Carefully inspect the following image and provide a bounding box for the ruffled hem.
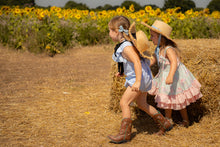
[148,79,203,110]
[156,92,202,110]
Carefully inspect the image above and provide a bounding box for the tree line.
[0,0,219,12]
[0,0,34,7]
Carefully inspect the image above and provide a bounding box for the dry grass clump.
[109,39,220,124]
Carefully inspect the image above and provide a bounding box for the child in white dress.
[142,20,203,127]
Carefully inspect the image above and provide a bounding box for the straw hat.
[141,20,174,43]
[125,22,152,59]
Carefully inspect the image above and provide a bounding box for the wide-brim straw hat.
[124,22,152,59]
[141,20,175,43]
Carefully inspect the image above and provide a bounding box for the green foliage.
[95,1,150,11]
[121,0,142,11]
[144,4,159,9]
[0,0,34,6]
[138,17,220,40]
[76,16,111,45]
[163,0,195,12]
[64,1,89,10]
[1,13,219,56]
[75,21,109,45]
[167,17,220,39]
[0,18,10,45]
[0,12,111,56]
[0,6,219,56]
[102,4,115,10]
[96,4,118,11]
[207,0,220,12]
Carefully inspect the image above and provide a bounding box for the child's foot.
[178,120,189,128]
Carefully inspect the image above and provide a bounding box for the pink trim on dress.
[149,79,202,110]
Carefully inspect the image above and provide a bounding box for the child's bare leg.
[136,92,158,117]
[165,109,173,125]
[108,86,138,143]
[165,109,172,119]
[180,108,189,122]
[120,86,140,118]
[136,93,173,135]
[179,108,189,127]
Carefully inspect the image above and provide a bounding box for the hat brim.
[139,50,152,59]
[141,21,175,44]
[129,22,153,59]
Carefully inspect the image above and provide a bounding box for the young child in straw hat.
[107,16,173,144]
[141,20,203,128]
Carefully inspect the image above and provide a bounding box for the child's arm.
[166,47,178,84]
[123,46,142,91]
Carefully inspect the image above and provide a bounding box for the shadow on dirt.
[132,95,208,135]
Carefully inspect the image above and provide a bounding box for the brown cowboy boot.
[108,118,132,144]
[153,112,173,135]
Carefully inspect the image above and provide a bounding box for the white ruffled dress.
[148,46,203,110]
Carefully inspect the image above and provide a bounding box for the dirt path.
[0,41,219,146]
[0,45,118,146]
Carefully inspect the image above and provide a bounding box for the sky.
[35,0,212,8]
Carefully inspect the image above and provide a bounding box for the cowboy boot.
[152,112,173,135]
[108,118,132,144]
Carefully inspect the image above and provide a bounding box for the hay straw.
[109,39,220,123]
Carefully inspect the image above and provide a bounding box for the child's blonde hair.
[108,16,131,39]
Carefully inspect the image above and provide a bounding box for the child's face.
[108,26,119,42]
[150,30,159,45]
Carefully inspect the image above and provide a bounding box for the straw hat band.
[152,25,171,37]
[141,20,176,46]
[141,20,172,38]
[151,20,172,37]
[152,25,161,31]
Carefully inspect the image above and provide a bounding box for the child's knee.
[120,98,133,109]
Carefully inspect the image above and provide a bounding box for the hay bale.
[109,39,220,123]
[109,62,126,112]
[180,42,220,115]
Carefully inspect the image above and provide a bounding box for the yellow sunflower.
[145,6,152,13]
[75,13,81,20]
[129,4,135,12]
[116,7,123,14]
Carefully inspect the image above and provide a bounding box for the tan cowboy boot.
[108,118,132,144]
[153,112,173,135]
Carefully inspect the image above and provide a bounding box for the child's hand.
[131,82,140,92]
[115,72,124,77]
[166,75,173,84]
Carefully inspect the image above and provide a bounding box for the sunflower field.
[0,5,219,56]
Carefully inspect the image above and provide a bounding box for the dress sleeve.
[112,41,132,63]
[164,46,173,57]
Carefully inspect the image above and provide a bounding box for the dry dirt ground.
[0,40,219,147]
